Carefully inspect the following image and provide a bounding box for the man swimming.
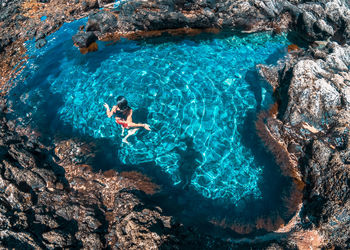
[104,96,151,144]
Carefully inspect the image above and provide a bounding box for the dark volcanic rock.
[295,0,350,43]
[73,0,350,45]
[0,116,102,247]
[0,117,104,248]
[81,0,99,12]
[259,42,350,249]
[72,31,98,48]
[98,0,115,5]
[35,38,47,49]
[86,11,118,35]
[0,36,13,53]
[301,114,350,248]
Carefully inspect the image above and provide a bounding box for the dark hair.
[117,96,131,115]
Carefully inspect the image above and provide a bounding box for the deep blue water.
[9,19,292,233]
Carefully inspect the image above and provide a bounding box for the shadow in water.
[110,132,291,239]
[264,46,286,65]
[286,31,311,49]
[69,39,143,74]
[174,136,202,189]
[240,110,291,216]
[243,64,293,216]
[245,69,262,112]
[132,107,149,124]
[8,85,68,145]
[137,28,278,47]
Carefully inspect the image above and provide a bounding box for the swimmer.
[104,96,151,144]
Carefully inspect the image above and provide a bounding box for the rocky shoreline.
[258,41,350,248]
[0,100,297,249]
[1,0,350,249]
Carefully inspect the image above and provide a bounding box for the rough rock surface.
[0,105,194,248]
[0,0,101,86]
[287,44,350,249]
[70,0,350,48]
[86,11,118,35]
[258,42,350,248]
[0,97,181,248]
[72,31,97,48]
[0,116,106,248]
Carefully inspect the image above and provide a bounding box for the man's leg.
[122,128,139,144]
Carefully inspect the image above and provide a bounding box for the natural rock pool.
[9,18,293,233]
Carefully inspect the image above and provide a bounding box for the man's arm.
[104,103,117,118]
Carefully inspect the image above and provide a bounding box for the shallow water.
[9,19,291,230]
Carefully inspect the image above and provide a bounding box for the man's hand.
[143,124,151,131]
[105,103,113,118]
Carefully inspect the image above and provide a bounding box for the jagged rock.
[42,230,75,247]
[35,38,47,49]
[72,31,97,48]
[283,43,350,128]
[0,36,13,53]
[0,231,42,249]
[35,32,45,41]
[296,0,350,43]
[98,0,115,4]
[86,11,118,35]
[314,19,334,36]
[302,117,350,248]
[259,42,350,249]
[0,114,108,248]
[66,0,350,46]
[81,0,99,11]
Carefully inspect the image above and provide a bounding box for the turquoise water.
[10,19,289,205]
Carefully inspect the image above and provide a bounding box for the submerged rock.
[72,31,98,48]
[35,38,47,49]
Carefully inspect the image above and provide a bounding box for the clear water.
[10,19,289,206]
